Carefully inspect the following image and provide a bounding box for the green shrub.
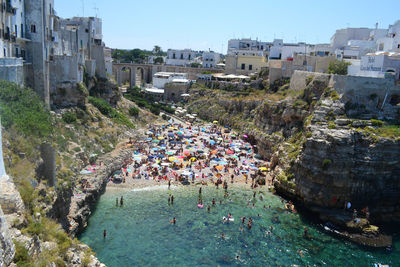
[328,60,351,75]
[150,106,160,115]
[322,159,332,169]
[328,121,336,129]
[0,80,52,138]
[13,240,32,266]
[89,97,134,128]
[88,96,113,116]
[62,112,77,124]
[370,119,384,126]
[129,107,139,117]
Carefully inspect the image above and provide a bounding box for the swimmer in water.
[221,233,225,239]
[103,229,107,239]
[170,217,176,224]
[207,205,211,212]
[212,198,216,206]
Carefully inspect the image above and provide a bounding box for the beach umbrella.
[169,157,177,162]
[209,140,216,145]
[152,164,160,168]
[213,121,218,124]
[215,165,224,171]
[197,150,204,154]
[190,157,197,162]
[166,151,175,155]
[158,136,165,140]
[210,150,218,154]
[231,134,236,137]
[226,150,234,154]
[183,151,191,156]
[259,167,268,171]
[219,161,228,165]
[243,134,248,138]
[231,155,239,159]
[168,133,175,137]
[161,163,170,166]
[152,139,160,143]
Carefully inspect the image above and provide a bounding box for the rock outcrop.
[188,71,400,230]
[66,147,134,237]
[0,205,15,267]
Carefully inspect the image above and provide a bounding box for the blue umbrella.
[209,140,216,144]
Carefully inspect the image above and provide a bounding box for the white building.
[348,52,400,79]
[166,49,196,66]
[375,20,400,53]
[330,28,373,50]
[202,51,220,68]
[153,72,187,88]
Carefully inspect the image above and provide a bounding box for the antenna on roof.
[93,4,99,18]
[81,0,85,17]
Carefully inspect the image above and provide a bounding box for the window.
[398,44,400,49]
[188,54,191,60]
[85,29,89,33]
[180,54,183,59]
[249,64,253,71]
[31,24,36,33]
[241,63,245,70]
[378,43,384,51]
[14,25,17,36]
[172,53,176,59]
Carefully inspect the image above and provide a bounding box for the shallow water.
[79,186,399,266]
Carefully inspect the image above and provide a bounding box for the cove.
[79,186,399,266]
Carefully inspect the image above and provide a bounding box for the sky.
[55,0,400,53]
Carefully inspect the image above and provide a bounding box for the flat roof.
[145,88,164,94]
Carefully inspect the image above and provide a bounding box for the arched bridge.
[113,63,224,88]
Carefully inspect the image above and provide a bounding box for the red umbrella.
[226,150,234,154]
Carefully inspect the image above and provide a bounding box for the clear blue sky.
[55,0,400,52]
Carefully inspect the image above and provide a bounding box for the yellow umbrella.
[259,167,268,171]
[169,157,177,162]
[158,136,165,140]
[213,121,218,124]
[190,157,197,162]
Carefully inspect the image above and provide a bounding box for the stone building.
[166,49,196,66]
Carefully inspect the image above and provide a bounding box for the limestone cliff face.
[291,99,400,224]
[0,206,15,267]
[188,72,400,224]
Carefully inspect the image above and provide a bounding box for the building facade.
[202,51,220,68]
[166,49,196,66]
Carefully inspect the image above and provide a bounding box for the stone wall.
[0,205,15,267]
[49,55,81,94]
[0,58,24,86]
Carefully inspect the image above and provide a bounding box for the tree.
[154,57,164,64]
[190,62,202,68]
[153,45,162,56]
[328,60,351,75]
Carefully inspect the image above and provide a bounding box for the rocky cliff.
[0,206,14,267]
[188,72,400,228]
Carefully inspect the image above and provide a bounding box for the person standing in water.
[168,180,171,189]
[116,198,118,207]
[168,195,171,205]
[103,229,107,239]
[120,196,124,206]
[171,195,174,205]
[170,217,176,224]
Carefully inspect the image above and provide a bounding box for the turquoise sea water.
[79,186,399,267]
